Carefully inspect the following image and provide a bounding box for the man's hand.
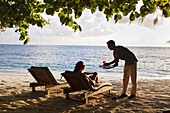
[103,63,110,66]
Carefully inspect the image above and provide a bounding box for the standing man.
[104,40,138,99]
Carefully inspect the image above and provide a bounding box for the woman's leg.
[89,74,99,83]
[95,76,99,83]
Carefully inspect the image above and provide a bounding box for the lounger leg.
[108,89,111,96]
[32,86,36,92]
[84,97,88,104]
[83,93,88,104]
[66,92,70,99]
[45,89,50,95]
[45,86,50,95]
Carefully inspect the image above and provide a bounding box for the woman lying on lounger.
[73,61,100,86]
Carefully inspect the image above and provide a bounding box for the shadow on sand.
[0,89,133,113]
[0,88,169,113]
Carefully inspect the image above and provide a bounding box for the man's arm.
[103,58,119,69]
[84,72,97,75]
[111,58,119,68]
[104,58,118,66]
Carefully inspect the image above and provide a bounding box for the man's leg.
[128,62,137,99]
[122,66,130,95]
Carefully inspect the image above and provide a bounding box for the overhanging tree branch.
[0,0,170,45]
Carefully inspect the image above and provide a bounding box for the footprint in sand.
[1,80,7,83]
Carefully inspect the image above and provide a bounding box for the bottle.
[103,59,106,65]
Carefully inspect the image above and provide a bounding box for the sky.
[1,8,170,47]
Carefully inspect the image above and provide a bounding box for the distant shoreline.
[0,44,170,48]
[0,72,169,80]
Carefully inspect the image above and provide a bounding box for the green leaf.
[130,12,135,21]
[64,17,70,26]
[163,8,169,18]
[44,0,54,3]
[75,0,80,4]
[37,21,43,28]
[68,8,72,14]
[44,0,48,3]
[78,11,82,17]
[99,5,104,11]
[91,8,96,14]
[123,10,129,16]
[135,12,140,18]
[68,21,73,27]
[46,8,54,15]
[79,25,82,32]
[75,12,82,19]
[114,15,118,23]
[117,14,122,20]
[60,8,65,14]
[8,1,13,5]
[75,25,79,30]
[154,17,158,25]
[19,35,25,41]
[72,25,75,29]
[37,1,42,5]
[40,8,44,13]
[60,16,65,25]
[58,13,63,17]
[24,38,30,45]
[140,5,146,13]
[164,3,169,8]
[15,29,19,32]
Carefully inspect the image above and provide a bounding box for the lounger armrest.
[93,83,113,91]
[63,87,75,94]
[30,82,46,87]
[56,79,67,84]
[94,83,112,87]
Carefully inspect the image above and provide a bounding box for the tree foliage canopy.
[0,0,170,45]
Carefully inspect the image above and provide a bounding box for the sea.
[0,44,170,80]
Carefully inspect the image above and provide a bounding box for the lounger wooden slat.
[62,71,113,104]
[28,66,68,95]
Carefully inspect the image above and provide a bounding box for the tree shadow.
[0,89,168,113]
[86,93,169,113]
[0,90,83,113]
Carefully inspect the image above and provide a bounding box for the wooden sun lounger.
[28,66,68,95]
[61,71,113,104]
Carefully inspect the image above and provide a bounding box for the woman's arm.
[84,72,97,75]
[87,77,95,86]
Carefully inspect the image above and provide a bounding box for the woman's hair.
[74,61,84,72]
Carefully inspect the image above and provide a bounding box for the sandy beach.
[0,73,169,113]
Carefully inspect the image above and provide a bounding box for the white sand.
[0,73,170,113]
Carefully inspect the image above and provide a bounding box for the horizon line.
[0,43,170,48]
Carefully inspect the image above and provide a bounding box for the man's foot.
[128,94,136,99]
[117,94,127,99]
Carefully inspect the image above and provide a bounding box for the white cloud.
[0,9,170,47]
